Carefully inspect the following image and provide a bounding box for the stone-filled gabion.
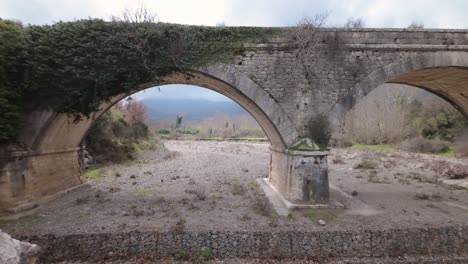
[15,225,468,262]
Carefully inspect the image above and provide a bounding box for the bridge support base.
[269,147,330,204]
[0,149,83,219]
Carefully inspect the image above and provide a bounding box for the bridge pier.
[0,149,83,218]
[269,147,330,204]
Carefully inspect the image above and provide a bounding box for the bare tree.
[215,21,227,27]
[112,2,158,23]
[408,21,424,29]
[343,85,421,144]
[344,17,366,28]
[290,13,330,85]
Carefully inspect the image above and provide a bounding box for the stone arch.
[31,65,299,154]
[334,51,468,119]
[1,66,301,216]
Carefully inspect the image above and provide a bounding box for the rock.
[0,229,40,264]
[81,146,94,169]
[318,219,326,226]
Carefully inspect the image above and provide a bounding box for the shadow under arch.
[333,51,468,119]
[33,67,299,153]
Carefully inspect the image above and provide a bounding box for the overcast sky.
[133,85,230,102]
[2,0,467,101]
[2,0,468,28]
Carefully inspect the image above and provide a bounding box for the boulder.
[0,230,40,264]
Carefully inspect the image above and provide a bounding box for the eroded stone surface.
[0,229,40,264]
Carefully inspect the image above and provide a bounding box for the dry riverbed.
[1,140,468,236]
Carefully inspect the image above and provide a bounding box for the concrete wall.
[18,225,468,262]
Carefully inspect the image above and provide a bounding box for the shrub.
[308,114,331,149]
[157,128,171,134]
[398,136,451,154]
[130,122,149,139]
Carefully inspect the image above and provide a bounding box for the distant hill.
[142,98,246,121]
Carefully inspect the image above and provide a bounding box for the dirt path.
[1,140,467,236]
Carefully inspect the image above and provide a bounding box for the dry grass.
[414,192,443,201]
[355,159,378,170]
[163,151,180,160]
[184,187,207,201]
[445,165,468,180]
[398,137,450,154]
[251,196,273,217]
[231,183,247,195]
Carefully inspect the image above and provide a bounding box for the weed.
[252,196,272,217]
[368,172,383,184]
[94,190,108,203]
[174,250,189,261]
[132,209,145,217]
[354,159,378,170]
[108,187,121,193]
[188,179,197,185]
[114,172,121,177]
[185,188,207,201]
[188,203,200,211]
[431,193,443,201]
[172,218,186,233]
[398,178,411,185]
[240,214,252,221]
[85,168,102,179]
[155,197,167,204]
[231,183,247,196]
[163,152,180,160]
[179,197,190,205]
[247,181,258,190]
[195,248,214,263]
[75,196,90,205]
[414,192,430,200]
[332,157,345,164]
[303,209,337,223]
[132,188,158,195]
[352,143,394,151]
[211,193,221,199]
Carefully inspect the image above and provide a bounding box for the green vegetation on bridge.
[0,18,280,140]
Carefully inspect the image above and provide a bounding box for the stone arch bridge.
[1,28,468,217]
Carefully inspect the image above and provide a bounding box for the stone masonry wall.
[17,225,468,262]
[0,150,83,216]
[234,29,468,137]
